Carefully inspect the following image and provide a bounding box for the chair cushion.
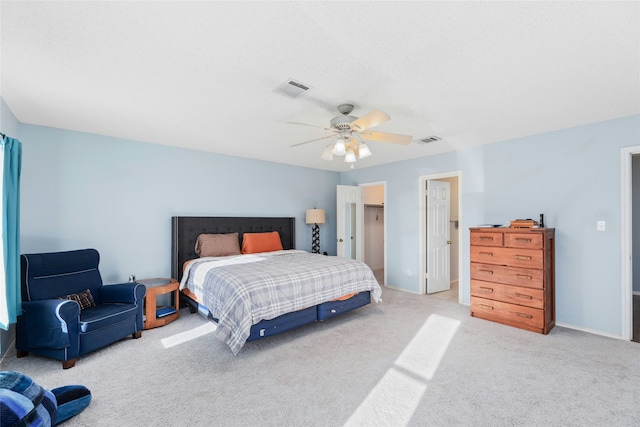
[59,289,96,310]
[79,303,138,333]
[21,249,103,302]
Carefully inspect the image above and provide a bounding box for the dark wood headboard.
[171,216,296,281]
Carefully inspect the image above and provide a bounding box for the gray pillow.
[195,233,241,257]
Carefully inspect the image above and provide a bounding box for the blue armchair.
[16,249,146,369]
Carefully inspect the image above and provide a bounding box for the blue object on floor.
[50,384,92,425]
[0,370,91,426]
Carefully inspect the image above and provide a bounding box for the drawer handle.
[479,286,494,293]
[516,274,532,280]
[479,269,494,275]
[479,304,493,310]
[479,236,494,241]
[479,251,494,257]
[516,312,533,319]
[515,293,533,300]
[514,255,532,260]
[515,238,532,242]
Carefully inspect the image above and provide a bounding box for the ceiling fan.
[289,103,413,165]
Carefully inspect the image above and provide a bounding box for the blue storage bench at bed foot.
[317,291,371,321]
[247,305,317,341]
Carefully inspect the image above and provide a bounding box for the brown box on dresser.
[470,227,555,334]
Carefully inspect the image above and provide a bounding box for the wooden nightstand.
[138,278,180,329]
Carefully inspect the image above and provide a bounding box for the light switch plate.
[597,220,606,231]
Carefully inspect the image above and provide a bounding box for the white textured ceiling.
[1,1,639,172]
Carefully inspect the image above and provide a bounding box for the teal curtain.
[0,134,21,330]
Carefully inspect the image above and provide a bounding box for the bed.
[171,216,382,354]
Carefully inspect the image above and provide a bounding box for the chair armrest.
[18,300,80,349]
[21,299,80,326]
[100,283,146,304]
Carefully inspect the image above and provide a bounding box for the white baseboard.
[554,322,625,340]
[384,284,422,295]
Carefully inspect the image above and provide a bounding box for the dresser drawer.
[470,263,543,289]
[471,296,544,330]
[470,246,543,269]
[470,231,503,247]
[504,232,543,249]
[471,280,544,309]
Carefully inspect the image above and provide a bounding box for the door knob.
[338,238,344,242]
[447,240,452,244]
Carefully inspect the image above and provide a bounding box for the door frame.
[621,145,639,341]
[360,181,387,286]
[419,171,462,297]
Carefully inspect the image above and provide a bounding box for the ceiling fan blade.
[287,121,336,132]
[290,134,335,147]
[359,131,413,145]
[349,110,390,131]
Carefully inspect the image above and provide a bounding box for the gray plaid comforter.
[180,250,382,354]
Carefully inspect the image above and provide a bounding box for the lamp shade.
[305,209,326,224]
[321,144,334,160]
[332,139,346,156]
[358,142,372,159]
[344,149,357,163]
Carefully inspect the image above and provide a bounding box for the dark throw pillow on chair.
[59,289,96,310]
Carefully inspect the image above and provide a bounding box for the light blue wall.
[19,124,340,283]
[341,115,640,337]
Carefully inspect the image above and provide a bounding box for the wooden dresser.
[470,227,555,334]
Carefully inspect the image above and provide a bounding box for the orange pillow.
[241,231,284,254]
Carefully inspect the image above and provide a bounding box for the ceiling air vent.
[275,79,312,98]
[417,135,442,144]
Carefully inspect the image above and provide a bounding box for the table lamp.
[305,209,326,254]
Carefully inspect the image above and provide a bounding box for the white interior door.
[426,180,451,293]
[336,185,364,260]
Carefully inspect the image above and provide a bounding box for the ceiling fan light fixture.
[290,103,411,167]
[321,144,334,160]
[358,142,372,159]
[344,149,357,163]
[333,139,346,156]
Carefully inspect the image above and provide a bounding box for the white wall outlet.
[597,220,606,231]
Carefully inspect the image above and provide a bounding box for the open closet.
[364,184,385,285]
